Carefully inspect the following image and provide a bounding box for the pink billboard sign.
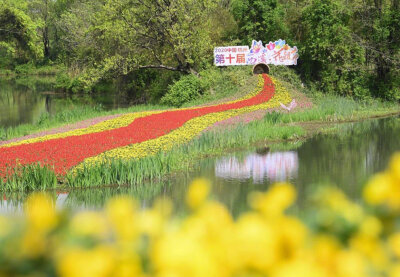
[214,39,298,66]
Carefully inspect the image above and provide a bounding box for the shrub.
[14,62,36,74]
[161,74,204,107]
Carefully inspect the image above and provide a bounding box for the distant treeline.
[0,0,399,101]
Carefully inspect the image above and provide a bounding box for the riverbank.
[0,73,399,191]
[0,64,64,77]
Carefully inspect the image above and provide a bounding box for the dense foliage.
[0,0,399,101]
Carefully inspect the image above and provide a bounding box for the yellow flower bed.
[1,153,400,276]
[73,75,291,171]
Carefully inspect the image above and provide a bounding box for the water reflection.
[0,77,136,128]
[0,192,69,214]
[215,151,298,183]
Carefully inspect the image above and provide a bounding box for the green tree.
[0,1,42,66]
[231,0,289,45]
[27,0,54,58]
[349,0,400,99]
[63,0,233,91]
[371,0,400,99]
[301,0,367,97]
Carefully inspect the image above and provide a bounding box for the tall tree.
[231,0,289,45]
[0,1,42,66]
[301,0,366,96]
[28,0,54,58]
[350,0,400,99]
[64,0,233,91]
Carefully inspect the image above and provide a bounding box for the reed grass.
[0,163,57,192]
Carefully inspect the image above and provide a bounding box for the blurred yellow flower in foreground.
[106,196,138,242]
[57,246,116,277]
[389,152,400,181]
[70,211,109,238]
[24,192,57,232]
[389,233,400,258]
[364,152,400,210]
[249,183,296,217]
[0,152,400,276]
[185,178,211,210]
[364,172,395,205]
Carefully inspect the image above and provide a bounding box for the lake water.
[1,115,399,215]
[0,77,136,128]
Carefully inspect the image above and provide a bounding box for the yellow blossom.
[185,178,211,210]
[359,216,382,238]
[249,183,296,217]
[19,231,46,258]
[138,209,164,237]
[151,230,221,277]
[276,216,307,259]
[106,196,138,242]
[389,233,400,258]
[70,211,109,238]
[24,193,57,232]
[389,152,400,181]
[335,250,366,277]
[350,233,388,269]
[312,235,341,271]
[363,172,394,205]
[272,259,327,277]
[390,264,400,277]
[232,213,280,273]
[57,246,116,277]
[152,198,173,219]
[112,254,143,277]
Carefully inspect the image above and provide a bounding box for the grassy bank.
[0,63,64,76]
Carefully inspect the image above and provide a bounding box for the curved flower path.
[0,74,291,178]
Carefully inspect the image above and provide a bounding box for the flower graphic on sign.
[249,40,264,54]
[266,42,275,51]
[275,39,286,50]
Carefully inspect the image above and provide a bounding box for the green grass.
[13,63,64,76]
[0,163,58,192]
[0,69,14,76]
[264,94,399,124]
[181,66,256,107]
